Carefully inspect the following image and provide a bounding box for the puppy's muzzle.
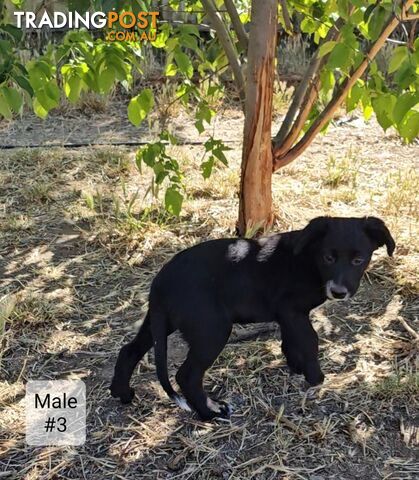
[326,281,350,300]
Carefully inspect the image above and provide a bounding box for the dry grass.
[0,108,418,479]
[323,150,360,189]
[278,35,311,77]
[273,81,295,117]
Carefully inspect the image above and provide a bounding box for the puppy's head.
[294,216,395,300]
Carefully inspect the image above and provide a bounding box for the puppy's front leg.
[279,312,324,386]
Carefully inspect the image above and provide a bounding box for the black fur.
[111,216,395,421]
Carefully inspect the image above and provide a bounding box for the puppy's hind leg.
[176,322,232,421]
[110,312,153,403]
[151,310,180,404]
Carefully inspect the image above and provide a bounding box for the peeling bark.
[237,0,277,236]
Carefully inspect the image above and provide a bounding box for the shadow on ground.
[1,147,417,479]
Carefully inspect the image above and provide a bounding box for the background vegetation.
[0,1,418,478]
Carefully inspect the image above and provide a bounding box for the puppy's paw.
[173,394,192,412]
[110,384,135,404]
[217,400,233,418]
[304,362,325,386]
[207,398,233,419]
[283,348,304,376]
[305,373,325,387]
[287,364,303,376]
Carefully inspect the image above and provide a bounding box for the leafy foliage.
[289,0,419,141]
[0,0,418,214]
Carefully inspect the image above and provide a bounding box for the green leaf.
[2,86,23,113]
[0,89,12,119]
[195,120,205,134]
[165,188,183,216]
[368,6,386,41]
[13,74,34,96]
[201,156,215,179]
[363,4,376,23]
[28,66,48,92]
[178,25,200,37]
[372,94,397,131]
[320,69,335,93]
[363,104,373,121]
[44,80,60,104]
[0,40,12,57]
[154,163,168,185]
[388,47,408,74]
[64,76,83,103]
[346,82,363,112]
[160,130,178,145]
[398,112,419,142]
[174,49,193,79]
[33,78,60,112]
[328,43,353,71]
[318,41,337,58]
[165,37,179,54]
[393,93,419,125]
[0,24,23,44]
[98,67,115,94]
[349,7,364,24]
[393,63,416,89]
[33,97,48,119]
[300,17,317,34]
[337,0,350,19]
[195,103,214,134]
[165,63,178,77]
[142,144,161,166]
[128,88,154,127]
[341,25,358,50]
[36,60,53,78]
[212,147,228,165]
[204,137,230,165]
[180,33,198,51]
[152,24,170,48]
[107,55,129,81]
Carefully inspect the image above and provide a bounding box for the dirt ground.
[0,105,418,479]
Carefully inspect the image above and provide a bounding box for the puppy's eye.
[352,256,364,266]
[324,254,335,264]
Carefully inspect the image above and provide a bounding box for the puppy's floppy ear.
[364,217,395,256]
[293,217,329,255]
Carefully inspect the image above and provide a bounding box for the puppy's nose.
[330,284,348,299]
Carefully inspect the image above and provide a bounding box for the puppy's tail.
[151,311,178,401]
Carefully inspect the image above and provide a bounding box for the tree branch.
[201,0,246,105]
[223,0,249,51]
[272,0,415,171]
[273,17,346,152]
[401,3,419,21]
[408,19,417,49]
[279,0,293,34]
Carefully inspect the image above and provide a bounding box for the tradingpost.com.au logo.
[14,9,159,42]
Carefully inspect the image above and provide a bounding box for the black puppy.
[111,216,395,420]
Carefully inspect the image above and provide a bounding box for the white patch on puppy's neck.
[257,234,281,262]
[228,239,250,263]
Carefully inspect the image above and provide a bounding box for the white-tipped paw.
[173,395,192,412]
[207,398,233,417]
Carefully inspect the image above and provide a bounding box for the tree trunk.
[238,0,277,236]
